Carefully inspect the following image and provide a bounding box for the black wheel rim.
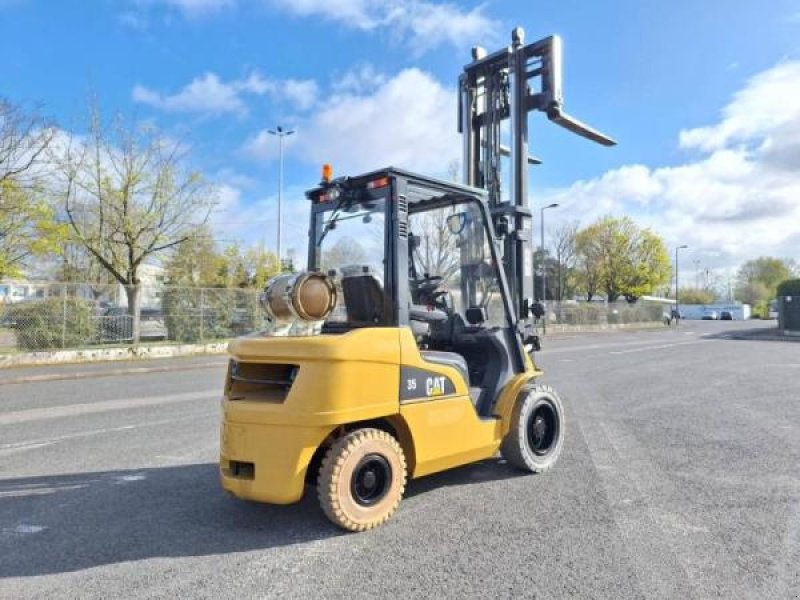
[351,454,392,506]
[527,401,559,456]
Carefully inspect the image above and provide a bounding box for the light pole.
[675,244,688,319]
[694,258,701,289]
[540,203,559,306]
[267,126,294,269]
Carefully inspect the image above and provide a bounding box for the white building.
[115,263,166,309]
[679,303,751,320]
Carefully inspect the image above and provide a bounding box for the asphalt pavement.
[1,320,798,599]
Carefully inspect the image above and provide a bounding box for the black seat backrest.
[341,275,384,324]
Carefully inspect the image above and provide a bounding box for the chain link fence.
[0,282,668,353]
[543,301,667,328]
[0,282,268,353]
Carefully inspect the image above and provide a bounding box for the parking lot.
[1,320,798,599]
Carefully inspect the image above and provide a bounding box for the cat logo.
[426,376,447,397]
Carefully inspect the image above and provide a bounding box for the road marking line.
[0,391,218,426]
[608,340,711,355]
[0,412,216,453]
[0,484,87,498]
[0,360,226,386]
[1,524,47,535]
[544,338,687,354]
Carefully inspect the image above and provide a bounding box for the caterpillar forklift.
[220,27,615,531]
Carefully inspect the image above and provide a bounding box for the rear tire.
[317,428,407,532]
[501,384,565,473]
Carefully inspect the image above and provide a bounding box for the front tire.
[317,428,407,532]
[501,384,565,473]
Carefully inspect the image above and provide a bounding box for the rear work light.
[367,177,390,190]
[319,187,340,203]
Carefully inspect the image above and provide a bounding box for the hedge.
[6,298,95,351]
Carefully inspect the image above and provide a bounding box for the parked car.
[720,311,733,320]
[98,307,167,342]
[701,310,718,320]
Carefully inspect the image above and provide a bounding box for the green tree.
[735,257,794,306]
[52,104,216,342]
[574,216,670,303]
[574,226,604,301]
[0,99,61,279]
[241,246,281,289]
[622,228,671,302]
[678,287,716,305]
[0,180,67,279]
[162,237,278,341]
[165,226,224,287]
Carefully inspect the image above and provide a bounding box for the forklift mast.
[459,27,615,326]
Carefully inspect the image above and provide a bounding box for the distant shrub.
[161,287,264,343]
[7,298,95,351]
[751,300,770,319]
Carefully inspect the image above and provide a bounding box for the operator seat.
[340,266,384,324]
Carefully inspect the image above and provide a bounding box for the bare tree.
[409,207,460,283]
[0,98,54,187]
[549,220,578,302]
[51,105,216,341]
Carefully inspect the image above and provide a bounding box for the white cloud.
[679,61,800,152]
[244,67,460,173]
[133,74,246,115]
[539,60,800,269]
[209,181,311,263]
[270,0,501,54]
[132,72,318,116]
[332,64,387,94]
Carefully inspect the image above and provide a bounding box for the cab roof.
[306,166,489,205]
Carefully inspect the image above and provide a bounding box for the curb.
[0,360,227,386]
[0,341,230,369]
[726,331,800,343]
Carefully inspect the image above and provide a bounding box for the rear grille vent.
[227,361,298,402]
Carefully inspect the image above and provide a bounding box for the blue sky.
[2,0,800,274]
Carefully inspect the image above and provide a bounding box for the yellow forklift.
[220,28,614,531]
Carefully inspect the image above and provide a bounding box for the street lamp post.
[539,203,559,306]
[675,244,688,320]
[267,126,295,269]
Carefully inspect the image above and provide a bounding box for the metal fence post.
[61,284,68,349]
[200,287,205,343]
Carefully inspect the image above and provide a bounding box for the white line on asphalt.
[607,340,711,355]
[0,412,216,454]
[0,360,226,386]
[0,390,219,426]
[543,338,684,354]
[1,524,47,536]
[0,484,88,498]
